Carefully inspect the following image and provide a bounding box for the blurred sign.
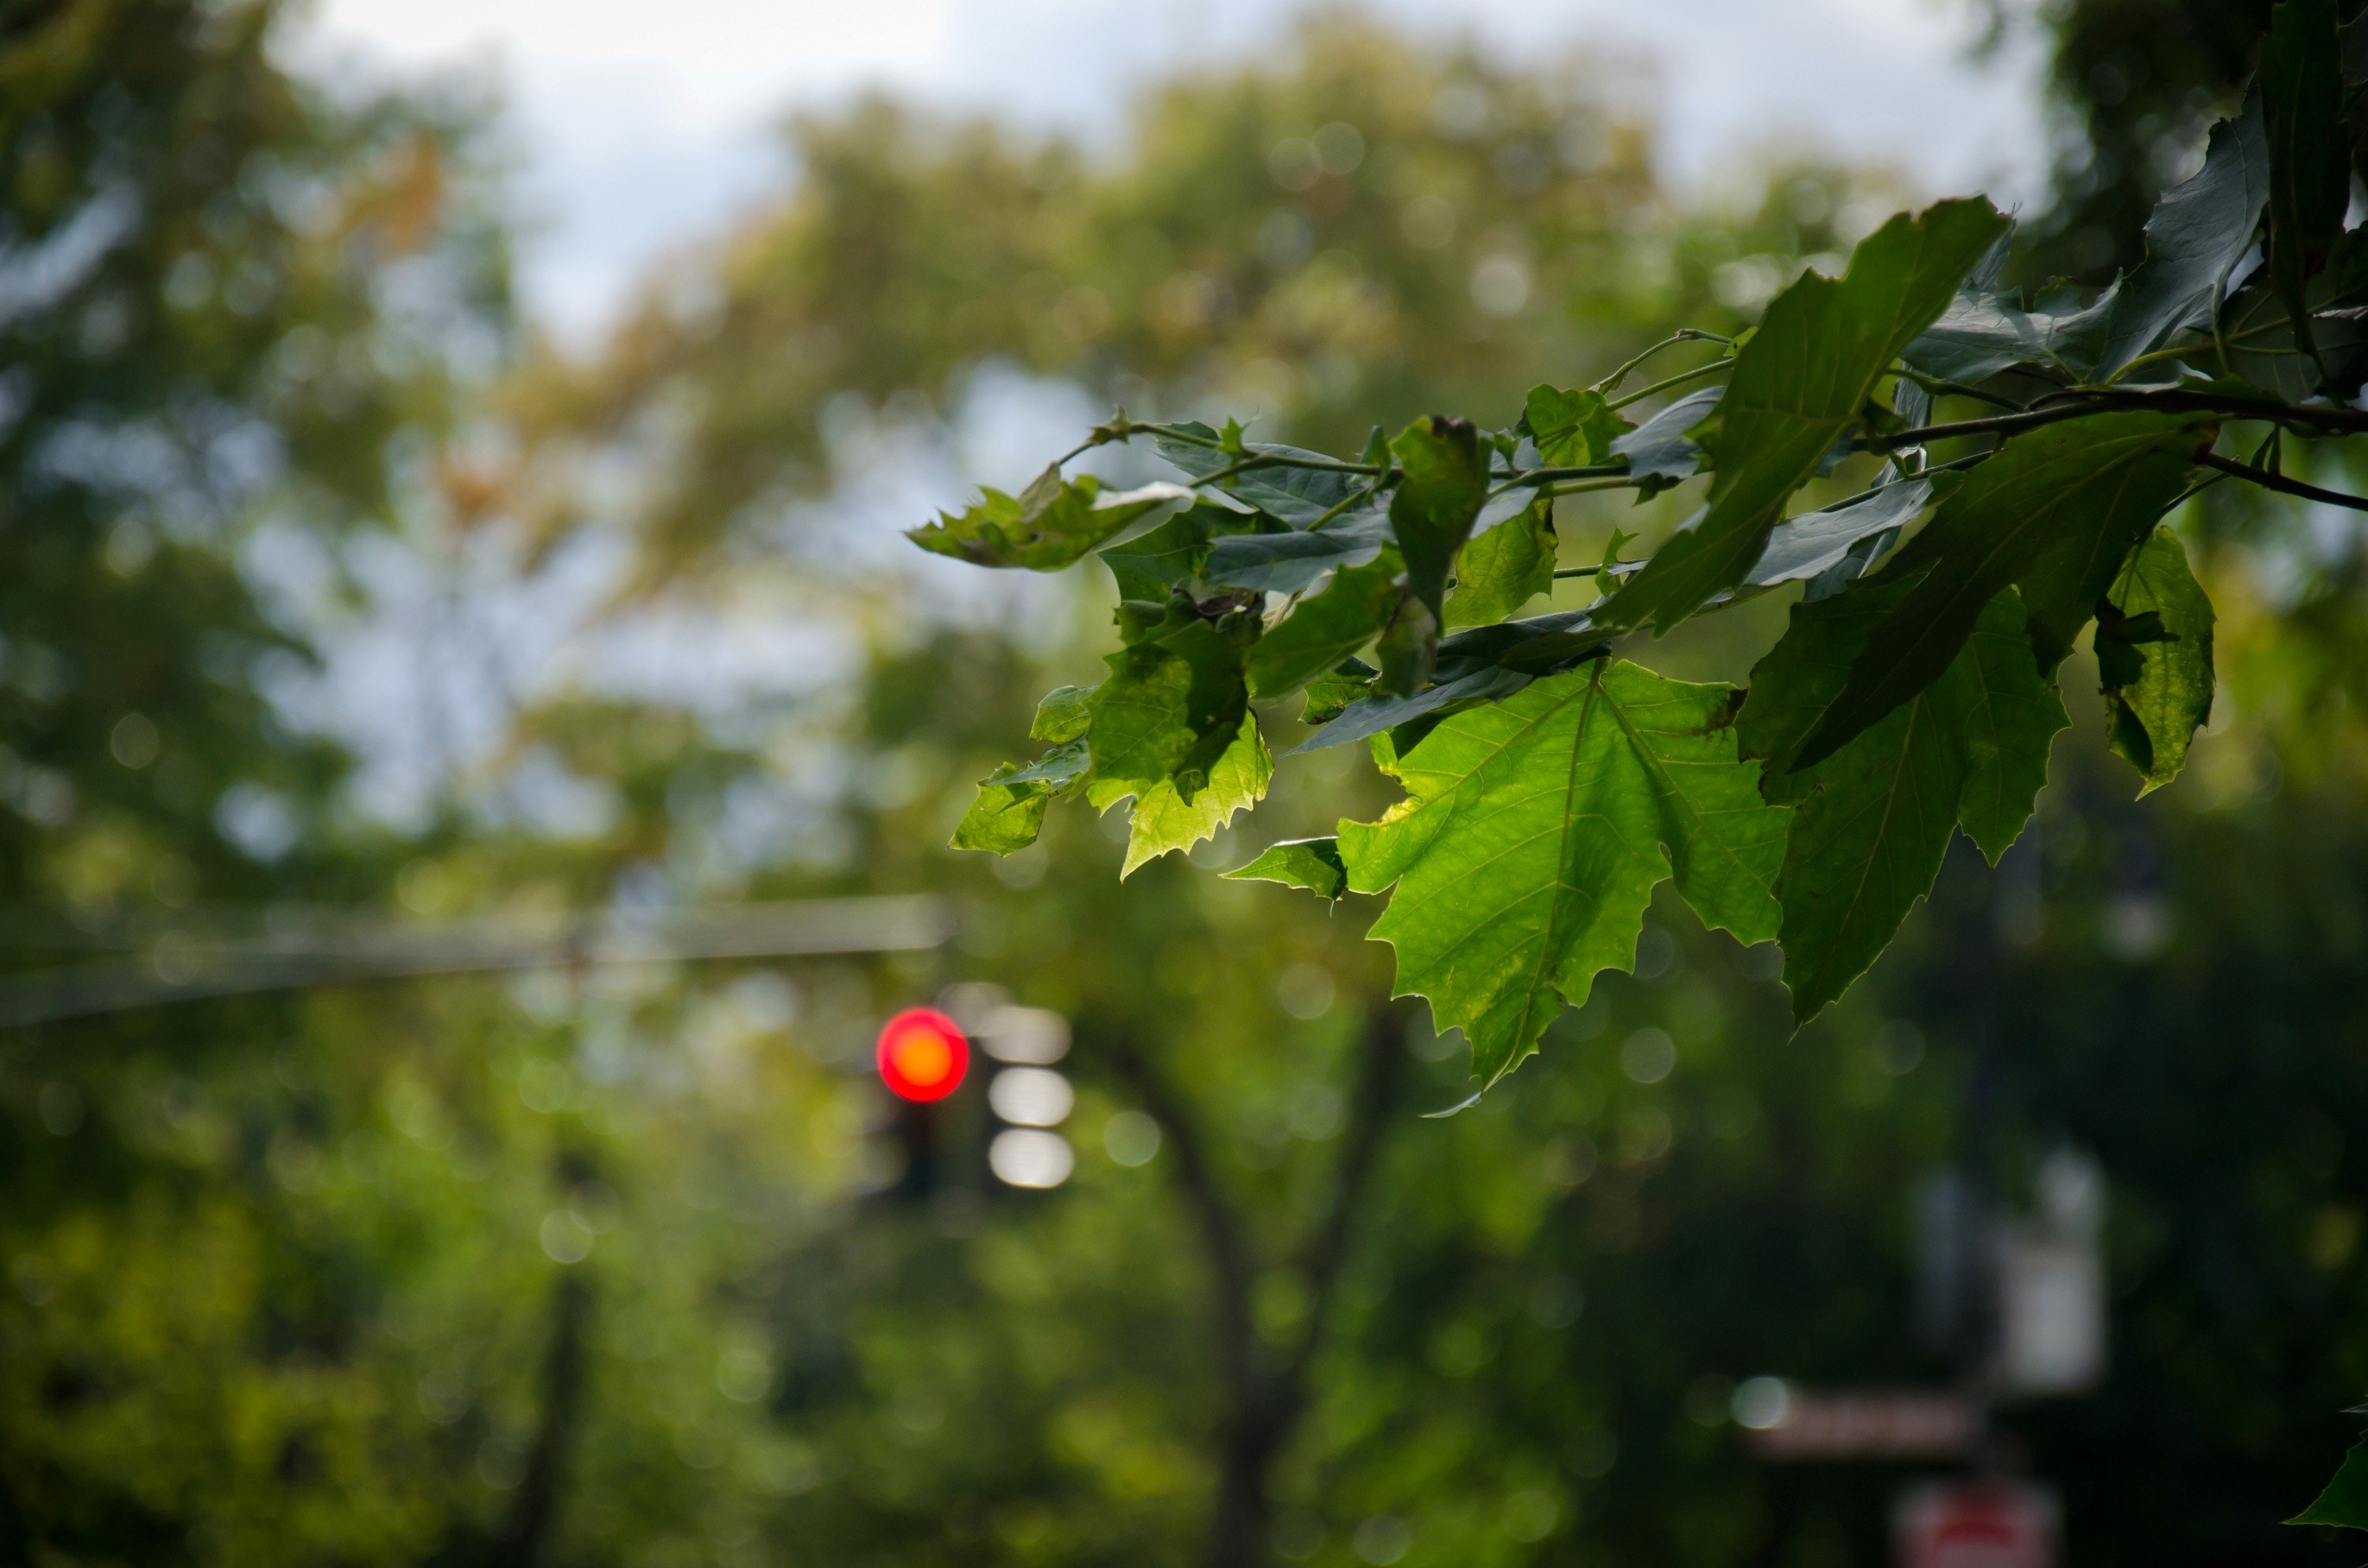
[1896,1480,2058,1568]
[1736,1381,1984,1461]
[1995,1151,2106,1395]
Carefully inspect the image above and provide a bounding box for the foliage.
[927,0,2368,1091]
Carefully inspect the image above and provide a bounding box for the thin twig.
[1591,328,1733,395]
[2196,451,2368,513]
[1605,355,1733,412]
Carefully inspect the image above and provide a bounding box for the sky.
[296,0,2056,346]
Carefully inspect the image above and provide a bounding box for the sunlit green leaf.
[2099,527,2215,795]
[1092,709,1271,878]
[1224,836,1347,900]
[1446,494,1555,627]
[1598,200,2006,634]
[951,741,1088,853]
[909,464,1193,569]
[1524,384,1629,466]
[1339,660,1786,1087]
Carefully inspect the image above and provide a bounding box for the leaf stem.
[1591,328,1734,395]
[1605,356,1733,412]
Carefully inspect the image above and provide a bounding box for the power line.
[0,895,952,1029]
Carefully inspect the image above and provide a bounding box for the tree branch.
[1282,1005,1406,1394]
[2195,451,2368,512]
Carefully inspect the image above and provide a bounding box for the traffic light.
[876,1007,969,1102]
[871,1008,970,1202]
[975,1004,1073,1190]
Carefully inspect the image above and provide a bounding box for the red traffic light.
[876,1008,969,1102]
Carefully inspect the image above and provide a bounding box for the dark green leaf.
[1151,421,1365,526]
[1905,278,2119,383]
[1747,473,1929,593]
[1202,507,1392,596]
[1373,590,1441,698]
[1742,586,2063,1022]
[2347,7,2368,84]
[1608,385,1722,488]
[2096,88,2269,376]
[1388,415,1489,625]
[1446,494,1555,627]
[1602,199,2008,633]
[909,464,1194,569]
[1295,664,1533,753]
[1300,659,1377,726]
[1524,384,1630,466]
[1246,550,1406,699]
[2262,0,2347,372]
[1340,660,1787,1085]
[2099,527,2215,795]
[2220,229,2368,399]
[1100,503,1268,600]
[2289,1442,2368,1529]
[1790,413,2194,771]
[1224,836,1347,900]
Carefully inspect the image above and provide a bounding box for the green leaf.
[2261,0,2347,373]
[1246,549,1406,699]
[1742,586,2064,1022]
[2289,1442,2368,1529]
[909,465,1193,569]
[2220,228,2368,400]
[1225,836,1347,900]
[1300,659,1377,726]
[1150,421,1365,526]
[1087,596,1258,804]
[1092,709,1271,878]
[1747,472,1929,595]
[1524,384,1629,466]
[2099,527,2215,795]
[1339,660,1787,1087]
[1446,495,1555,627]
[2096,88,2268,376]
[1388,415,1489,626]
[1601,199,2008,633]
[1203,507,1392,596]
[1100,503,1266,600]
[1031,685,1094,743]
[1607,386,1721,489]
[1374,591,1441,698]
[1790,413,2194,771]
[1905,249,2118,383]
[1946,595,2071,863]
[951,742,1088,853]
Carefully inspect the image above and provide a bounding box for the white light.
[980,1005,1069,1064]
[988,1067,1073,1127]
[1732,1376,1793,1431]
[988,1128,1073,1188]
